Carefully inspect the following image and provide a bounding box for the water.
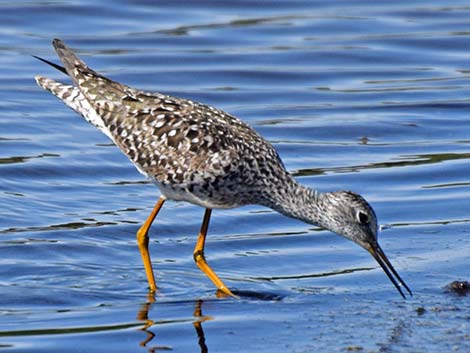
[1,0,470,352]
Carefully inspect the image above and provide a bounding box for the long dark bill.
[368,243,412,299]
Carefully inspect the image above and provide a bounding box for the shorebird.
[35,39,412,299]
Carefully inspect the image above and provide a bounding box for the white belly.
[152,179,239,209]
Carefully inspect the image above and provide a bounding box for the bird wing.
[43,39,285,188]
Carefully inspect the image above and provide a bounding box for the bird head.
[318,191,412,299]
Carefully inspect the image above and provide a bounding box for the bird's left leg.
[193,209,237,298]
[137,196,166,292]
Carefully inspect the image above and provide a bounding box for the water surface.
[1,1,470,352]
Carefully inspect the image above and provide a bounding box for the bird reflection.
[136,292,158,350]
[193,299,209,353]
[136,293,210,352]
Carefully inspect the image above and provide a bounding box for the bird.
[35,39,412,299]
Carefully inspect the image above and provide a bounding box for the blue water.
[1,1,470,352]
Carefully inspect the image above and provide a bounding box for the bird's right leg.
[137,196,166,292]
[193,208,237,298]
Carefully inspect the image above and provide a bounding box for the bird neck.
[260,175,325,227]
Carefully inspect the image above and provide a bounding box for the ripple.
[0,153,60,165]
[0,221,117,234]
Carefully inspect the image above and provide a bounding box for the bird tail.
[35,75,83,114]
[34,76,112,138]
[34,40,117,137]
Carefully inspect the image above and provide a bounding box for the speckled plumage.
[36,39,297,212]
[35,39,411,298]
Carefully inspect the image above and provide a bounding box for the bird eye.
[357,211,369,225]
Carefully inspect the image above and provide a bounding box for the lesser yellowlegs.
[35,39,412,298]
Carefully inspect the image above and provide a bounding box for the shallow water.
[1,0,470,352]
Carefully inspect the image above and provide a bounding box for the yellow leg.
[193,209,237,298]
[137,197,166,292]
